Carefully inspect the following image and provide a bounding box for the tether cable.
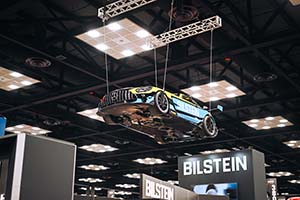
[162,0,175,90]
[102,8,109,95]
[154,48,158,87]
[209,29,214,111]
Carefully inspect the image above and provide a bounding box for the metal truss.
[98,0,157,21]
[148,16,222,48]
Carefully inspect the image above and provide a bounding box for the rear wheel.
[154,91,170,114]
[202,115,218,137]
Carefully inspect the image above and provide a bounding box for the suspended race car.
[97,86,222,144]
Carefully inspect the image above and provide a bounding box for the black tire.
[154,91,170,114]
[202,115,218,137]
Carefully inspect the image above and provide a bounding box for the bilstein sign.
[141,174,228,200]
[183,156,247,175]
[178,149,267,200]
[142,174,174,200]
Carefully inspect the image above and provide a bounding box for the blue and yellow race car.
[97,86,221,144]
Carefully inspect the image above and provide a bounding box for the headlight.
[135,86,152,93]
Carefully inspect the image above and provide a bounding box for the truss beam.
[98,0,157,21]
[148,16,222,48]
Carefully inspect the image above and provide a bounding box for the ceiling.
[0,0,300,198]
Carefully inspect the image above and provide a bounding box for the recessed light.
[277,124,286,128]
[226,86,237,91]
[190,86,200,91]
[192,93,202,98]
[249,124,258,128]
[8,85,19,90]
[123,173,140,179]
[115,184,138,189]
[250,119,259,123]
[95,43,109,51]
[121,50,134,57]
[209,97,220,101]
[280,119,288,123]
[107,22,122,31]
[208,82,219,87]
[9,72,23,78]
[262,126,271,130]
[265,117,275,121]
[21,80,32,86]
[87,30,101,38]
[79,164,109,171]
[135,30,150,38]
[79,144,118,153]
[79,178,104,183]
[226,93,237,98]
[141,44,152,51]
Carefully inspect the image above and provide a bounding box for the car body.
[97,86,220,144]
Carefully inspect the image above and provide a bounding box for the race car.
[97,86,221,144]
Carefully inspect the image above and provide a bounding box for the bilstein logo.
[183,155,248,175]
[145,179,174,200]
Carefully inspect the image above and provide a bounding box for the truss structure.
[98,0,157,21]
[147,16,222,48]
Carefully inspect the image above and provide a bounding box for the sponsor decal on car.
[172,98,200,118]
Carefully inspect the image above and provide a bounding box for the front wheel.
[202,115,218,137]
[154,91,170,114]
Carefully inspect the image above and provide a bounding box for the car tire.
[202,115,218,137]
[154,91,170,114]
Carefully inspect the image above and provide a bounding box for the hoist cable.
[162,0,175,90]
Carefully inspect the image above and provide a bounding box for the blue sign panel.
[0,117,7,136]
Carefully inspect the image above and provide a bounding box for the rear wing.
[209,105,223,112]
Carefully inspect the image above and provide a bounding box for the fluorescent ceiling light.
[181,80,245,102]
[95,43,109,51]
[0,67,40,91]
[76,18,156,59]
[5,124,51,135]
[87,30,101,38]
[133,157,167,165]
[77,108,104,122]
[79,143,118,153]
[79,164,109,171]
[200,149,230,155]
[135,30,150,38]
[283,140,300,149]
[78,178,104,183]
[267,172,293,177]
[115,184,138,189]
[123,173,140,179]
[107,22,122,31]
[121,49,134,57]
[243,116,293,130]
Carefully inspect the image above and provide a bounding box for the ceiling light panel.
[243,116,293,130]
[133,157,167,165]
[114,191,132,195]
[200,149,231,155]
[5,124,51,135]
[289,180,300,184]
[79,164,110,171]
[267,172,294,177]
[289,0,300,6]
[0,67,39,91]
[76,18,158,59]
[283,140,300,149]
[181,80,245,102]
[79,144,118,153]
[115,184,138,189]
[77,108,104,122]
[123,173,140,179]
[78,178,104,183]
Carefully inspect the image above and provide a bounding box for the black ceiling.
[0,0,300,198]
